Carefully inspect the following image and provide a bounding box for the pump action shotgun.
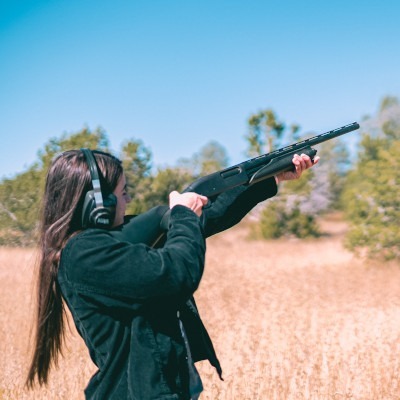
[113,122,360,247]
[183,121,359,196]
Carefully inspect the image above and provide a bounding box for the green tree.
[246,109,322,239]
[0,167,42,245]
[245,109,300,156]
[38,126,110,173]
[144,167,193,209]
[177,141,229,177]
[0,127,111,245]
[257,165,321,239]
[120,138,153,215]
[342,97,400,260]
[195,141,229,175]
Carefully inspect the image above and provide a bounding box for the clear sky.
[1,0,399,179]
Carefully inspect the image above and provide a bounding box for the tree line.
[0,96,399,260]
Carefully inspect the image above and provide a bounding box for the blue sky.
[1,0,399,179]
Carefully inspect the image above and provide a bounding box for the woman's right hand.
[169,191,208,217]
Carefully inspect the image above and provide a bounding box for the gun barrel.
[265,122,360,159]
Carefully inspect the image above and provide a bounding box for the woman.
[26,148,318,399]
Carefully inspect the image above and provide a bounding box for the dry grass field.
[1,215,399,399]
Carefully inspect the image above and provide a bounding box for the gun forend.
[249,146,317,185]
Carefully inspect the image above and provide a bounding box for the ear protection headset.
[81,148,117,228]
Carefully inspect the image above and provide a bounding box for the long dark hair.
[26,149,123,387]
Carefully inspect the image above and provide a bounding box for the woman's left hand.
[275,153,320,184]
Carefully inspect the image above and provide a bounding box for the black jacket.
[58,179,278,399]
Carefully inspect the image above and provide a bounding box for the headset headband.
[81,148,104,208]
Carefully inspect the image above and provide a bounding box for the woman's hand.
[275,153,320,184]
[169,191,209,217]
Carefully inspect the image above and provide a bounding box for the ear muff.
[81,148,117,228]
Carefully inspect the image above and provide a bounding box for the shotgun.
[112,122,360,247]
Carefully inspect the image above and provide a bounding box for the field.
[1,215,399,399]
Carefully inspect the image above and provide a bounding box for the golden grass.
[1,216,399,399]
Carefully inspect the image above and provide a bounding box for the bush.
[259,200,320,239]
[342,139,400,260]
[341,96,400,260]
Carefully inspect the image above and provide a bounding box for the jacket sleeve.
[59,205,205,302]
[203,176,278,237]
[105,177,278,247]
